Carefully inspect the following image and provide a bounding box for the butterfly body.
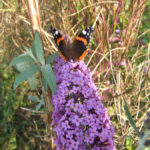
[50,26,93,61]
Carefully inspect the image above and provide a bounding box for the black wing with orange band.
[72,27,94,61]
[50,26,68,61]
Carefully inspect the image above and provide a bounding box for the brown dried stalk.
[26,0,54,149]
[26,0,41,35]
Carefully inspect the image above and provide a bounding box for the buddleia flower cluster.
[52,57,115,150]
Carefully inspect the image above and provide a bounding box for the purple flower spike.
[52,57,115,150]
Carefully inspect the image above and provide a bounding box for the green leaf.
[22,45,30,52]
[42,77,48,91]
[36,101,44,111]
[9,53,34,67]
[46,52,59,64]
[31,39,37,58]
[36,103,42,111]
[124,99,140,137]
[41,64,57,94]
[28,73,39,90]
[16,61,31,72]
[31,32,45,65]
[22,45,37,62]
[28,95,40,102]
[13,64,39,90]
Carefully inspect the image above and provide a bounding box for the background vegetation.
[0,0,150,149]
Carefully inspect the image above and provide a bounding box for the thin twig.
[91,47,126,75]
[87,42,102,66]
[65,1,118,18]
[20,107,47,114]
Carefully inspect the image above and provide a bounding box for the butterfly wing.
[72,27,94,61]
[50,26,68,61]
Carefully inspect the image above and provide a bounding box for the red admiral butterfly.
[50,26,93,62]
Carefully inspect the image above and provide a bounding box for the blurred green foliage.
[0,64,25,149]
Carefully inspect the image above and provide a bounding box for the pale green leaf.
[36,102,43,111]
[16,61,31,72]
[9,53,34,67]
[13,64,39,90]
[42,77,48,91]
[22,45,30,52]
[28,73,39,90]
[46,52,59,64]
[28,95,40,102]
[31,32,45,65]
[41,64,56,94]
[22,45,37,62]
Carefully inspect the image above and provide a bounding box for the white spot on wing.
[55,31,58,35]
[82,30,87,35]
